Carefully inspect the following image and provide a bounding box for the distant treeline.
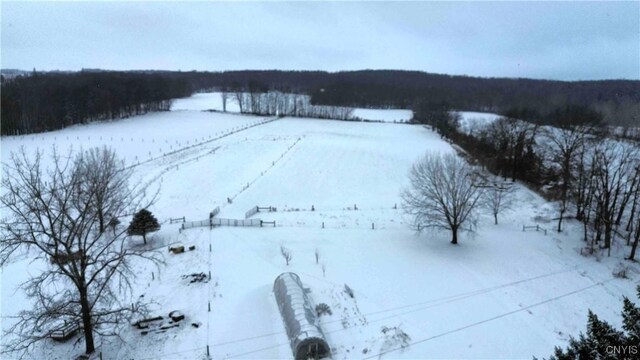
[161,70,639,126]
[175,70,639,128]
[2,69,638,135]
[230,91,354,120]
[1,71,191,135]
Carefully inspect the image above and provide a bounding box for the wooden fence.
[245,206,259,219]
[523,224,548,235]
[182,218,263,230]
[245,205,277,219]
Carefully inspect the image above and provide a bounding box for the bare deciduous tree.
[0,147,159,357]
[544,125,590,232]
[482,117,539,182]
[543,106,602,232]
[233,89,245,113]
[482,178,515,225]
[402,153,483,244]
[220,87,229,112]
[629,207,640,260]
[280,246,292,266]
[74,146,133,234]
[591,142,638,251]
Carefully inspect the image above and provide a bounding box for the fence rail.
[182,217,263,230]
[245,205,277,219]
[245,206,259,219]
[523,224,548,235]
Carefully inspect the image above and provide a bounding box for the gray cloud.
[1,1,638,80]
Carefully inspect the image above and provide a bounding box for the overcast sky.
[1,1,638,80]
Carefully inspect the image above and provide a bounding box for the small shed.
[273,272,330,360]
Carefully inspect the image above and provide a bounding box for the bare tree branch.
[402,152,484,244]
[1,146,160,357]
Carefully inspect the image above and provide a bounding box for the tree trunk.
[79,287,95,354]
[557,209,564,233]
[451,227,458,244]
[626,190,638,232]
[98,211,105,234]
[603,222,612,249]
[222,93,227,112]
[629,222,640,261]
[142,232,147,244]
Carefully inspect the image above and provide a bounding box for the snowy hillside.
[456,111,503,135]
[171,93,241,113]
[1,94,637,360]
[351,108,413,123]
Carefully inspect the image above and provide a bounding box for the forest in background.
[1,71,191,135]
[1,69,638,135]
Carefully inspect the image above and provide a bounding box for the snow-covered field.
[0,111,269,166]
[171,92,413,123]
[457,111,503,135]
[351,108,412,123]
[171,92,241,113]
[1,95,637,360]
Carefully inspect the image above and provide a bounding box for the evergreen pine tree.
[549,286,640,359]
[622,290,640,346]
[127,209,160,244]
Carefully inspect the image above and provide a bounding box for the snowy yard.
[1,96,637,360]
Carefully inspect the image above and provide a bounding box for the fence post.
[152,271,154,280]
[209,243,212,252]
[322,222,324,229]
[536,225,539,231]
[207,345,210,357]
[372,223,374,230]
[522,225,525,232]
[208,301,211,312]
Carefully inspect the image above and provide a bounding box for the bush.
[316,303,332,317]
[613,262,629,279]
[344,284,355,298]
